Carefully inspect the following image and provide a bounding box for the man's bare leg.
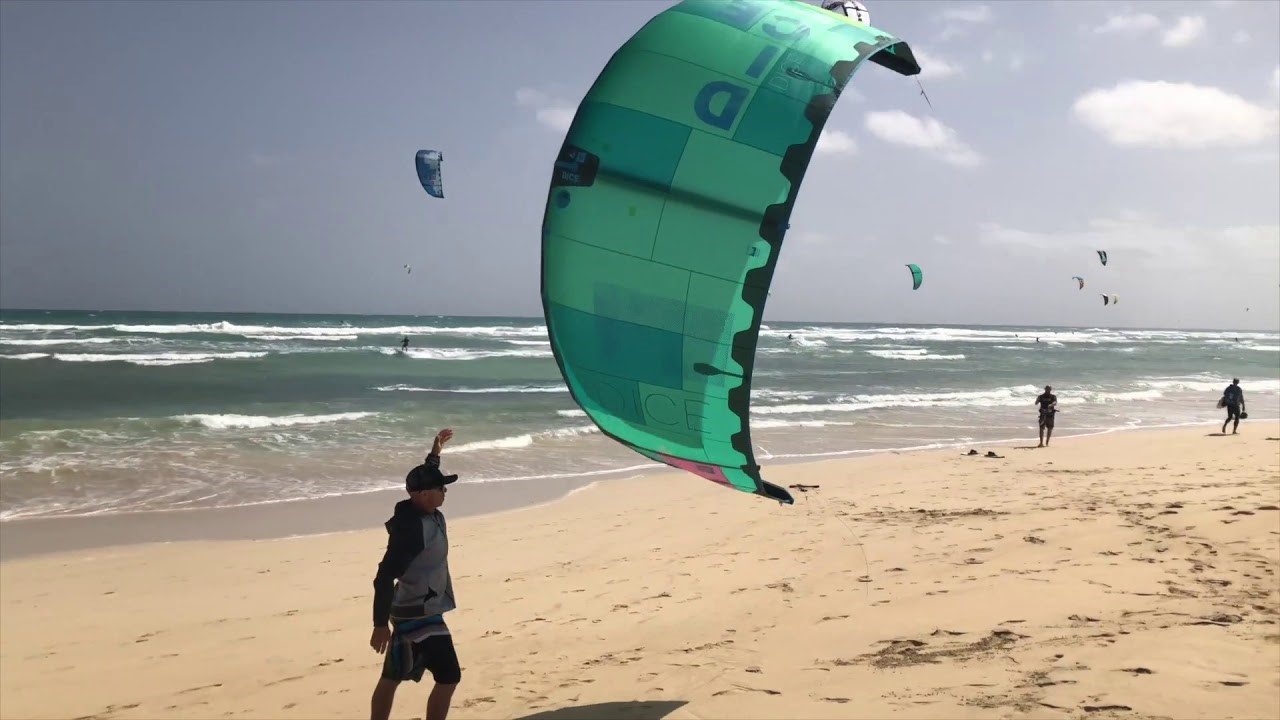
[372,678,398,720]
[426,682,457,720]
[1045,426,1053,446]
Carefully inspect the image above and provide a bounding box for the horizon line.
[0,306,1274,336]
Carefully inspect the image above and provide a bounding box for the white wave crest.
[374,383,563,394]
[380,347,553,360]
[174,411,378,430]
[450,425,600,454]
[50,351,267,366]
[866,348,966,361]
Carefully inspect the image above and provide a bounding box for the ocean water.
[1,309,1276,521]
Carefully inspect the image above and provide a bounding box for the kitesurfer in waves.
[400,337,410,352]
[1035,385,1057,447]
[1220,379,1246,435]
[369,428,461,720]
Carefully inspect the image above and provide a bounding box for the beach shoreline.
[2,423,1277,719]
[2,418,1266,561]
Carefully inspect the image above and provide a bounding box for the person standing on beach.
[1035,385,1057,447]
[1221,378,1246,435]
[369,428,460,720]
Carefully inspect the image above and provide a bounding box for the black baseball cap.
[405,462,458,492]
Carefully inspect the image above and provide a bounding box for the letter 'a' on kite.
[905,263,923,290]
[538,0,921,505]
[1072,276,1084,290]
[1096,250,1108,266]
[415,150,444,199]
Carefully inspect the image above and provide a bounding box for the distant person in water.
[400,337,410,352]
[370,428,460,720]
[1035,385,1057,447]
[1220,378,1246,434]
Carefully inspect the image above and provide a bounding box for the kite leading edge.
[538,0,921,505]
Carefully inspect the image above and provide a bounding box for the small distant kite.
[1072,276,1084,290]
[1101,293,1118,306]
[1096,250,1108,266]
[905,263,923,290]
[404,264,412,275]
[415,150,444,199]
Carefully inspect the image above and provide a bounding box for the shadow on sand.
[515,701,688,720]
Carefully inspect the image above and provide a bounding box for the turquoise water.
[1,309,1276,520]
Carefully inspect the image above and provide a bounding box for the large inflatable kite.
[539,0,920,504]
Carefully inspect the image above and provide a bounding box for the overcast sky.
[1,0,1277,331]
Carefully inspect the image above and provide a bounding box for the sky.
[1,0,1277,331]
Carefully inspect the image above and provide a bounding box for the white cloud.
[1232,30,1251,45]
[1234,149,1280,166]
[939,5,992,24]
[514,87,575,132]
[863,110,983,167]
[815,128,857,155]
[1072,81,1280,148]
[1092,13,1161,35]
[913,48,961,79]
[978,215,1280,270]
[1272,65,1280,94]
[1091,13,1207,49]
[935,4,992,41]
[1161,16,1207,48]
[979,49,1022,72]
[248,153,283,168]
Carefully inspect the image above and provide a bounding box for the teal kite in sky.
[415,150,443,199]
[538,0,920,505]
[905,263,922,290]
[1097,250,1108,266]
[1072,276,1084,289]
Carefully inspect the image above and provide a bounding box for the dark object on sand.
[788,484,820,492]
[964,449,979,455]
[985,451,1003,458]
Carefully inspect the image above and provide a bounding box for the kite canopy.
[415,150,444,199]
[1096,250,1108,266]
[1072,276,1084,290]
[905,263,923,290]
[538,0,920,504]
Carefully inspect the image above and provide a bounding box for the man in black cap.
[369,428,460,720]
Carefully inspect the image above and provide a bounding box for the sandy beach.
[2,423,1278,720]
